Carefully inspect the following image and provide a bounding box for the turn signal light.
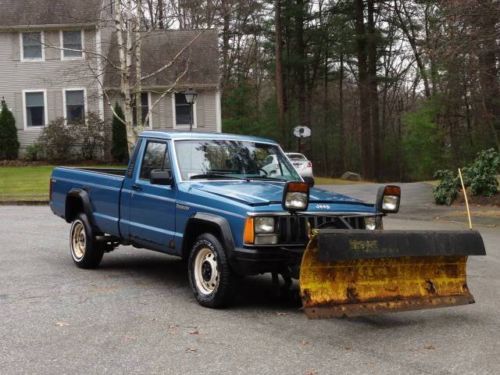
[243,217,255,244]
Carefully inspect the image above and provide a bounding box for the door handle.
[132,184,142,192]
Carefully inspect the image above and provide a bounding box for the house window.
[62,30,83,59]
[22,32,43,61]
[132,92,151,127]
[24,91,46,127]
[64,89,86,123]
[174,93,195,127]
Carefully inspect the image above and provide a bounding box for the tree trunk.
[221,0,231,87]
[368,0,380,179]
[477,1,500,147]
[338,52,345,173]
[135,0,143,128]
[275,0,286,140]
[394,0,431,99]
[295,0,307,128]
[158,0,164,29]
[355,0,373,179]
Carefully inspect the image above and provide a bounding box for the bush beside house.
[37,113,111,163]
[0,99,20,160]
[38,118,75,163]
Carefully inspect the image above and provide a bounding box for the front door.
[128,139,176,252]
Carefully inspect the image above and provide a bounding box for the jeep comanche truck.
[50,131,399,308]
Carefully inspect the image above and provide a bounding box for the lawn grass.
[0,165,124,202]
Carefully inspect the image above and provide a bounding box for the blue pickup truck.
[50,131,484,316]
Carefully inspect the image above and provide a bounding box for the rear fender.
[65,189,95,226]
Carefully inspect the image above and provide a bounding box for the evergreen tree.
[111,103,128,163]
[0,99,20,160]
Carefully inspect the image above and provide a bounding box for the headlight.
[376,185,401,213]
[254,234,278,245]
[243,217,278,245]
[282,181,310,212]
[284,192,308,210]
[382,195,399,211]
[365,217,377,230]
[254,217,275,233]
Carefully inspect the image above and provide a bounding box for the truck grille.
[277,215,365,245]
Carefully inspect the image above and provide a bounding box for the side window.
[139,141,169,181]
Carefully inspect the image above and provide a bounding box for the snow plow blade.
[299,229,486,318]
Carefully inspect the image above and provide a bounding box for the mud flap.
[299,229,486,318]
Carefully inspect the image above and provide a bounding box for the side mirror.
[303,176,315,187]
[150,169,172,186]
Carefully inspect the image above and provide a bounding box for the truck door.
[127,139,176,252]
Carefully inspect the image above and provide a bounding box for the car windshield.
[175,140,301,181]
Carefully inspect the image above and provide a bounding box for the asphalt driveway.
[1,203,499,374]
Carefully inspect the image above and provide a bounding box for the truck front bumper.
[231,245,305,276]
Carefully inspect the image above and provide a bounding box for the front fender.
[183,212,236,258]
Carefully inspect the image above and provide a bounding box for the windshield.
[175,140,301,181]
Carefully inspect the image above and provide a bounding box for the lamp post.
[184,88,198,132]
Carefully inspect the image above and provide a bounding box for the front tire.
[188,233,235,308]
[69,213,104,269]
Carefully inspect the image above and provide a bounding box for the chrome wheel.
[71,220,86,261]
[194,247,220,295]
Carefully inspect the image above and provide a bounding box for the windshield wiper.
[246,176,286,181]
[190,173,247,180]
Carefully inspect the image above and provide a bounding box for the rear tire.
[188,233,235,308]
[69,213,104,269]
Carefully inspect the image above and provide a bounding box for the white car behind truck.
[285,153,313,177]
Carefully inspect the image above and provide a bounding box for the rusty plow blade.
[299,229,486,318]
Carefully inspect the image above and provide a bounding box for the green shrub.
[111,103,128,163]
[38,118,75,163]
[433,148,499,205]
[433,169,460,205]
[0,99,20,159]
[402,98,444,180]
[24,142,44,161]
[71,112,107,160]
[463,148,499,197]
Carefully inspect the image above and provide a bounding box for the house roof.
[0,0,103,30]
[104,29,220,89]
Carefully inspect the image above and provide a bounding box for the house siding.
[1,23,221,157]
[0,29,101,150]
[104,90,219,133]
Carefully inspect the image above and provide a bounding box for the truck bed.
[50,167,128,237]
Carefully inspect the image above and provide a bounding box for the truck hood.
[190,181,365,206]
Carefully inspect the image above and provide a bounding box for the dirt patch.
[454,191,500,207]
